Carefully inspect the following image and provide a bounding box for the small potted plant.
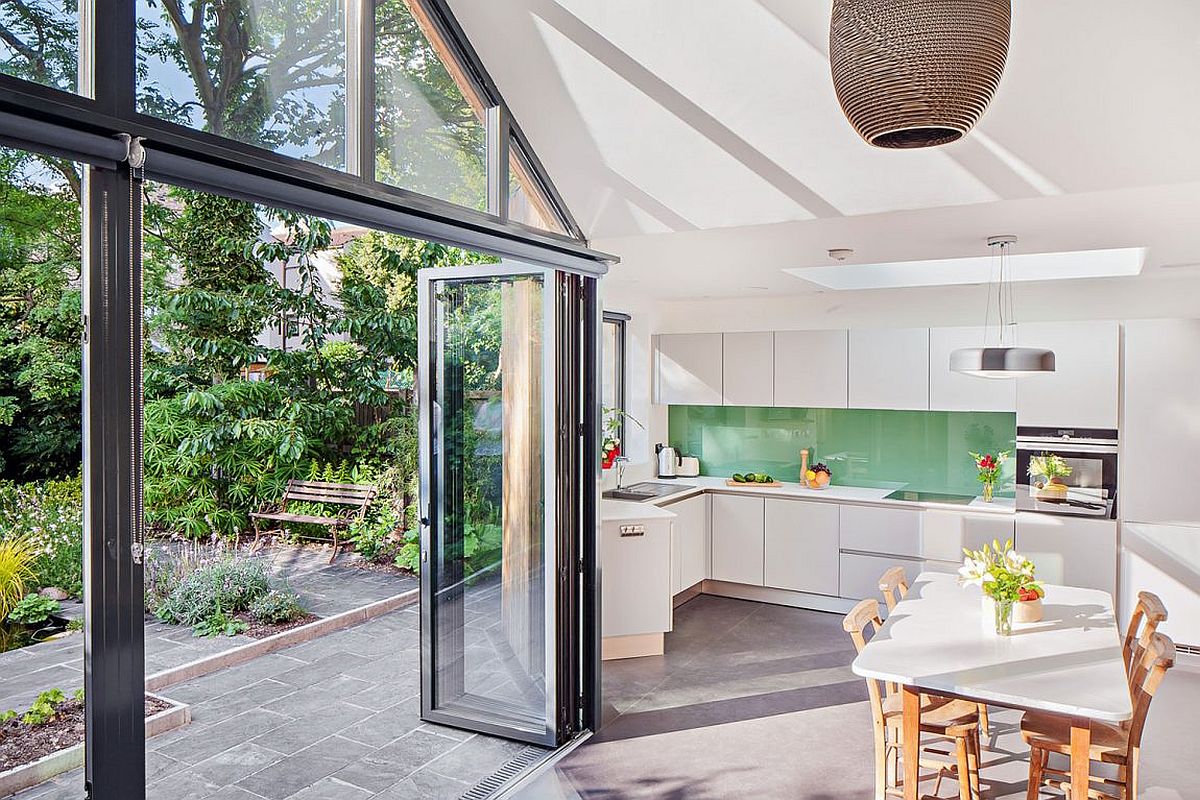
[601,408,643,470]
[959,539,1042,635]
[1028,453,1072,500]
[969,450,1009,503]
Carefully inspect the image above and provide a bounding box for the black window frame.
[602,311,630,447]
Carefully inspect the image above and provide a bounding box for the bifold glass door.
[418,265,565,746]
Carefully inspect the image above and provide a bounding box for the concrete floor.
[514,594,1199,800]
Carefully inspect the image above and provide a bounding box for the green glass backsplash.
[668,406,1016,497]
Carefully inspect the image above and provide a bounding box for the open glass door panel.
[418,265,559,746]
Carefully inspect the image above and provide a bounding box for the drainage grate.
[460,745,548,800]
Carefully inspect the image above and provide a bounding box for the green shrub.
[193,606,248,638]
[0,477,82,597]
[22,688,66,726]
[394,528,420,573]
[348,504,403,562]
[249,588,306,624]
[7,593,60,625]
[0,533,38,619]
[153,556,271,628]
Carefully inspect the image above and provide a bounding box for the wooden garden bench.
[250,479,377,563]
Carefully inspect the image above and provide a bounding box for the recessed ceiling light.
[783,247,1145,290]
[828,248,855,261]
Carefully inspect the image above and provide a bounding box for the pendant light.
[950,235,1055,378]
[829,0,1011,149]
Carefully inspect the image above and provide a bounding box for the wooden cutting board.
[726,479,783,488]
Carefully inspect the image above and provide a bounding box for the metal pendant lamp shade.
[830,0,1012,149]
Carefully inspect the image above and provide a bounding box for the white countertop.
[852,572,1132,721]
[613,475,1014,515]
[600,500,678,522]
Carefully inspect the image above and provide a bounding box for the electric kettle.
[656,443,679,478]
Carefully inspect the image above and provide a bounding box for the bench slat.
[284,490,373,503]
[287,480,376,492]
[250,512,347,526]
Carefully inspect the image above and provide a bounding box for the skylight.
[783,247,1146,290]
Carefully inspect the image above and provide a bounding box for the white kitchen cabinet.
[601,517,673,637]
[654,333,723,406]
[1122,319,1200,525]
[667,494,709,593]
[920,509,1015,563]
[840,504,923,559]
[1120,523,1200,648]
[763,498,840,595]
[929,326,1016,412]
[722,332,774,406]
[839,552,923,602]
[1015,512,1117,597]
[773,330,849,409]
[849,328,929,410]
[710,494,764,585]
[1016,321,1119,429]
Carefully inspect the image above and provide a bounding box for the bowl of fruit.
[803,463,832,490]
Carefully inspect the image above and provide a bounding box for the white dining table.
[852,572,1132,800]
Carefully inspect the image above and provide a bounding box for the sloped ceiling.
[449,0,1200,297]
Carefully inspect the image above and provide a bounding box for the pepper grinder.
[799,448,810,485]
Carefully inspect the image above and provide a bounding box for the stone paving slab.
[0,544,415,713]
[11,605,541,800]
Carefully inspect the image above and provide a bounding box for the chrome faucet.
[613,456,631,490]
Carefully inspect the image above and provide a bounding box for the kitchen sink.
[883,489,977,505]
[603,481,696,502]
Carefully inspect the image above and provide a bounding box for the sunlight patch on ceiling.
[532,15,811,231]
[784,247,1146,290]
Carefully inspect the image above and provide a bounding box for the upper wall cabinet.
[774,330,849,409]
[849,328,929,410]
[1015,321,1119,429]
[929,327,1016,412]
[654,333,723,405]
[723,332,774,406]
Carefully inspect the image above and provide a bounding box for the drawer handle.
[619,525,646,537]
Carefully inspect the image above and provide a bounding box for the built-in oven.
[1015,426,1118,518]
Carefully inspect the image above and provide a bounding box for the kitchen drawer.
[763,498,839,596]
[841,504,922,558]
[711,494,765,586]
[839,552,922,603]
[920,510,1015,562]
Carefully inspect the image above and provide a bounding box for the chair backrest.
[1125,632,1176,751]
[1122,591,1168,680]
[282,480,378,516]
[878,566,910,612]
[843,598,887,729]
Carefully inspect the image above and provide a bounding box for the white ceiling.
[449,0,1200,299]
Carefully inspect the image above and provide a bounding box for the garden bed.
[234,610,319,639]
[0,693,188,797]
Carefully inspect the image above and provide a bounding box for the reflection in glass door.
[418,265,561,745]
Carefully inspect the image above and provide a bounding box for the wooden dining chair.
[1121,591,1167,683]
[878,567,990,737]
[1021,631,1176,800]
[843,598,982,800]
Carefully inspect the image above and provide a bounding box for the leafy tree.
[0,152,82,478]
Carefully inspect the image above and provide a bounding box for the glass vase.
[981,481,995,503]
[993,596,1014,636]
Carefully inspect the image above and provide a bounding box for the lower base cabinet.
[669,495,710,594]
[711,494,765,585]
[764,498,839,595]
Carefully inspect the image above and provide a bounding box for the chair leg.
[1125,753,1138,800]
[1026,747,1045,800]
[955,736,972,800]
[966,729,981,800]
[979,703,990,737]
[873,727,888,800]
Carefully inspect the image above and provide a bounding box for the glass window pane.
[374,0,487,210]
[0,0,78,92]
[136,0,347,169]
[508,142,567,235]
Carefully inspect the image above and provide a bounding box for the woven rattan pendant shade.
[830,0,1011,149]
